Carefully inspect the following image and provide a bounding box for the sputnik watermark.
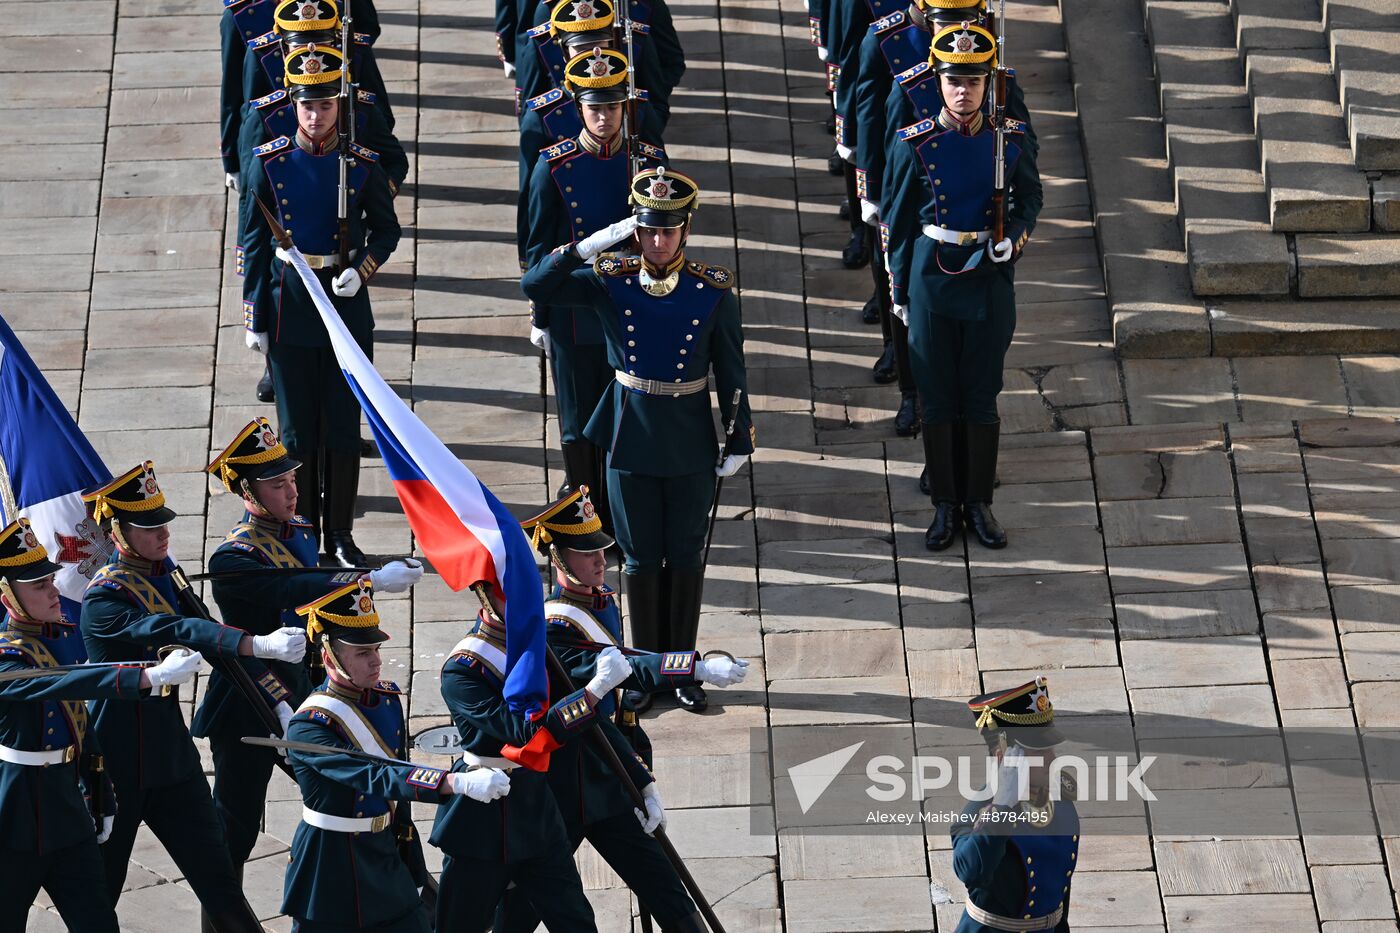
[864,754,1157,803]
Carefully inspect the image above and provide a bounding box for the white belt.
[923,224,991,246]
[302,806,392,834]
[0,743,76,766]
[615,370,709,398]
[964,899,1063,931]
[461,751,520,771]
[276,247,356,269]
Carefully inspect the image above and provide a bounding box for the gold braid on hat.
[302,602,380,643]
[974,704,1055,731]
[88,489,166,524]
[217,446,285,491]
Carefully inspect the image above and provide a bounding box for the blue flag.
[0,314,112,618]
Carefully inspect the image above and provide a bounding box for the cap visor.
[250,455,302,483]
[332,628,391,645]
[9,557,62,583]
[635,209,688,229]
[557,530,615,553]
[123,506,179,528]
[1008,723,1065,749]
[574,88,628,105]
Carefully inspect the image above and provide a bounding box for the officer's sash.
[448,635,506,682]
[299,693,396,759]
[90,566,177,616]
[546,601,617,648]
[225,522,303,569]
[0,632,87,745]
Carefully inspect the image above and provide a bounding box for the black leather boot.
[895,392,919,437]
[827,151,843,174]
[622,571,665,714]
[964,420,1007,549]
[255,361,274,403]
[293,455,321,551]
[872,340,896,384]
[842,225,870,268]
[922,424,961,551]
[559,440,597,501]
[861,293,881,325]
[323,451,367,568]
[589,443,613,537]
[668,568,708,712]
[919,466,930,497]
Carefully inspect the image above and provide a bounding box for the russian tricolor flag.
[0,315,113,621]
[283,250,550,725]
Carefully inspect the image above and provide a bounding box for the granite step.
[1325,0,1400,171]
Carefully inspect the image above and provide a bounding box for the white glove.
[275,701,295,735]
[835,142,854,162]
[696,656,749,688]
[992,746,1028,807]
[252,627,307,663]
[369,558,424,594]
[332,268,363,297]
[576,216,638,262]
[145,647,204,690]
[225,172,240,193]
[503,60,516,78]
[716,453,747,478]
[988,238,1014,264]
[892,303,909,326]
[449,768,511,802]
[97,814,115,844]
[817,45,829,62]
[245,329,268,355]
[586,646,632,697]
[860,198,880,225]
[635,783,666,835]
[530,325,550,353]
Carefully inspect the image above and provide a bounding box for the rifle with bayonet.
[622,4,641,179]
[336,2,355,272]
[990,0,1008,245]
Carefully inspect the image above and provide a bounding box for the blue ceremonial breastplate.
[881,24,930,79]
[228,0,276,44]
[864,0,901,20]
[915,126,1021,232]
[262,145,371,254]
[541,102,583,148]
[629,0,652,25]
[600,272,724,382]
[899,71,942,122]
[535,32,567,90]
[320,686,404,817]
[551,149,633,244]
[1005,807,1079,920]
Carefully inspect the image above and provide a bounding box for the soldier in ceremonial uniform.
[242,45,402,568]
[282,579,501,931]
[885,23,1041,551]
[0,518,202,932]
[497,0,518,76]
[492,488,749,931]
[850,0,938,437]
[517,0,681,127]
[193,418,425,914]
[222,0,278,192]
[429,586,639,931]
[953,677,1078,932]
[78,462,309,929]
[522,167,754,712]
[524,47,666,528]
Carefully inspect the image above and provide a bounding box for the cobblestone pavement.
[10,0,1400,928]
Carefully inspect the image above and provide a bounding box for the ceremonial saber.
[0,659,160,683]
[185,566,374,582]
[243,735,454,767]
[702,389,744,569]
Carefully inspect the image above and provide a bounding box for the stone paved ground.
[10,0,1400,928]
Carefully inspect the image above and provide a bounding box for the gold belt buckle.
[956,231,978,246]
[370,812,391,833]
[304,255,326,269]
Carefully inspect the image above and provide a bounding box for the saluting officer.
[884,23,1041,551]
[521,167,754,713]
[429,586,639,931]
[241,45,402,568]
[954,677,1078,932]
[524,47,666,528]
[493,488,749,932]
[78,462,307,931]
[193,417,425,906]
[282,579,499,932]
[0,519,201,932]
